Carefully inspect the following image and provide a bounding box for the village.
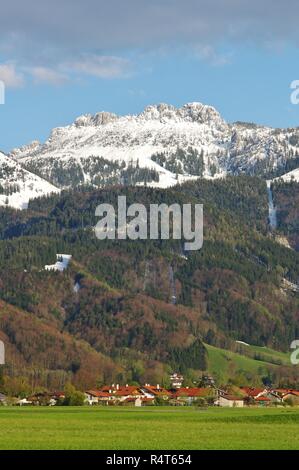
[1,373,299,408]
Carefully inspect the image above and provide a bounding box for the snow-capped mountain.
[8,102,299,189]
[0,151,59,209]
[10,103,229,188]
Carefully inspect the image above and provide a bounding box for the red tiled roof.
[255,396,271,402]
[272,389,299,397]
[273,388,291,395]
[221,394,244,401]
[51,392,65,398]
[240,387,265,397]
[142,386,171,396]
[172,388,212,398]
[86,390,110,398]
[283,390,299,397]
[99,385,142,396]
[115,386,142,396]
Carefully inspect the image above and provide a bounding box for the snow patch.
[45,254,72,272]
[0,151,60,210]
[274,168,299,183]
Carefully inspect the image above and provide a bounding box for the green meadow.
[205,343,291,382]
[0,406,299,450]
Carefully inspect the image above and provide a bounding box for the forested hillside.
[0,176,299,392]
[273,180,299,250]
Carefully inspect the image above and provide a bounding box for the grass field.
[0,406,299,450]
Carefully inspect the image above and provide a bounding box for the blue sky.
[1,0,299,152]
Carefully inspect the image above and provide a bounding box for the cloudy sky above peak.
[1,0,299,150]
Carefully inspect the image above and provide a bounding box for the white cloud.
[0,63,24,88]
[27,66,68,85]
[0,54,132,91]
[194,45,232,66]
[66,55,132,79]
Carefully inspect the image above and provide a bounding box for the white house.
[216,394,244,408]
[17,398,33,406]
[170,373,184,389]
[85,390,110,405]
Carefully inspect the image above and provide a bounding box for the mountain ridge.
[0,102,298,210]
[6,102,299,193]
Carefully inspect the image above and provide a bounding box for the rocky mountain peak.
[74,111,118,127]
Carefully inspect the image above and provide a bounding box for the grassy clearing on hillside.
[248,345,290,365]
[0,407,299,450]
[205,343,291,382]
[205,344,273,379]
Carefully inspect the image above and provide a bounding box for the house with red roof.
[216,393,244,407]
[85,390,111,405]
[83,383,299,407]
[98,384,145,403]
[171,387,216,405]
[240,387,281,405]
[140,384,172,401]
[240,387,267,399]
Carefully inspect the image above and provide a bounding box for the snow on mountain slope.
[9,102,299,189]
[274,167,299,182]
[227,122,299,176]
[9,103,231,188]
[0,151,60,209]
[45,254,72,272]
